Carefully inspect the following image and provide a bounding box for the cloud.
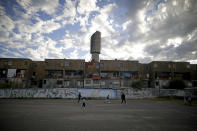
[77,0,99,15]
[140,0,197,62]
[1,0,197,64]
[55,0,77,26]
[16,0,59,15]
[109,0,197,63]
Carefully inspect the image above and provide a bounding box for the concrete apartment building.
[0,31,197,89]
[0,57,197,89]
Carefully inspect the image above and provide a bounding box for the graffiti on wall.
[1,88,185,99]
[0,88,79,98]
[78,88,117,98]
[117,88,156,98]
[0,88,117,98]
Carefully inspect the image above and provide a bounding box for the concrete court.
[0,99,197,131]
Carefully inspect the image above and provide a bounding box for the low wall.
[0,88,118,99]
[159,89,185,97]
[117,88,157,99]
[0,88,189,99]
[0,88,157,99]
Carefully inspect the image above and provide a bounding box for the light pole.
[157,77,160,97]
[146,73,149,88]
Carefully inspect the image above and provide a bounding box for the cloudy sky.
[0,0,197,63]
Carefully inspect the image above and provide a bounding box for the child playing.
[82,98,86,108]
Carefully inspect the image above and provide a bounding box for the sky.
[0,0,197,64]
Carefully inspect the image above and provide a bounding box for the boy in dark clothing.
[78,92,81,103]
[121,93,126,104]
[82,98,86,108]
[187,95,192,106]
[106,94,110,103]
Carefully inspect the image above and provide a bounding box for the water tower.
[90,31,101,62]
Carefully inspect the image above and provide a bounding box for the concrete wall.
[0,88,192,99]
[117,88,157,99]
[0,88,156,99]
[159,89,185,97]
[0,88,117,99]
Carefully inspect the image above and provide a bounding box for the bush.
[168,79,186,89]
[0,81,23,88]
[131,81,143,90]
[0,82,10,88]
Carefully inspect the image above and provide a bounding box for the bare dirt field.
[0,99,197,131]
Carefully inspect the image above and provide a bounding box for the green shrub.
[0,81,23,88]
[131,81,143,90]
[0,82,10,88]
[168,79,186,89]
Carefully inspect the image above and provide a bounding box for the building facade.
[0,58,197,89]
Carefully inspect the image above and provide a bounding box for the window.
[8,61,12,66]
[64,80,70,86]
[96,65,99,69]
[34,63,37,67]
[81,62,84,67]
[44,80,46,84]
[24,61,28,65]
[100,63,104,67]
[187,65,190,69]
[57,80,63,85]
[45,61,48,66]
[65,71,72,76]
[119,63,123,68]
[155,81,159,86]
[31,81,37,85]
[154,64,158,68]
[113,72,119,77]
[77,81,82,86]
[86,80,91,84]
[101,73,107,78]
[48,70,63,78]
[168,64,171,68]
[93,80,99,84]
[65,62,70,66]
[4,61,7,65]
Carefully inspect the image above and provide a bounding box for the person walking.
[78,92,81,103]
[106,94,110,103]
[187,95,192,106]
[121,93,126,104]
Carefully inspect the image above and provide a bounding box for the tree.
[168,79,186,89]
[131,80,143,90]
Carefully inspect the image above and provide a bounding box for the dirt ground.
[0,99,197,131]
